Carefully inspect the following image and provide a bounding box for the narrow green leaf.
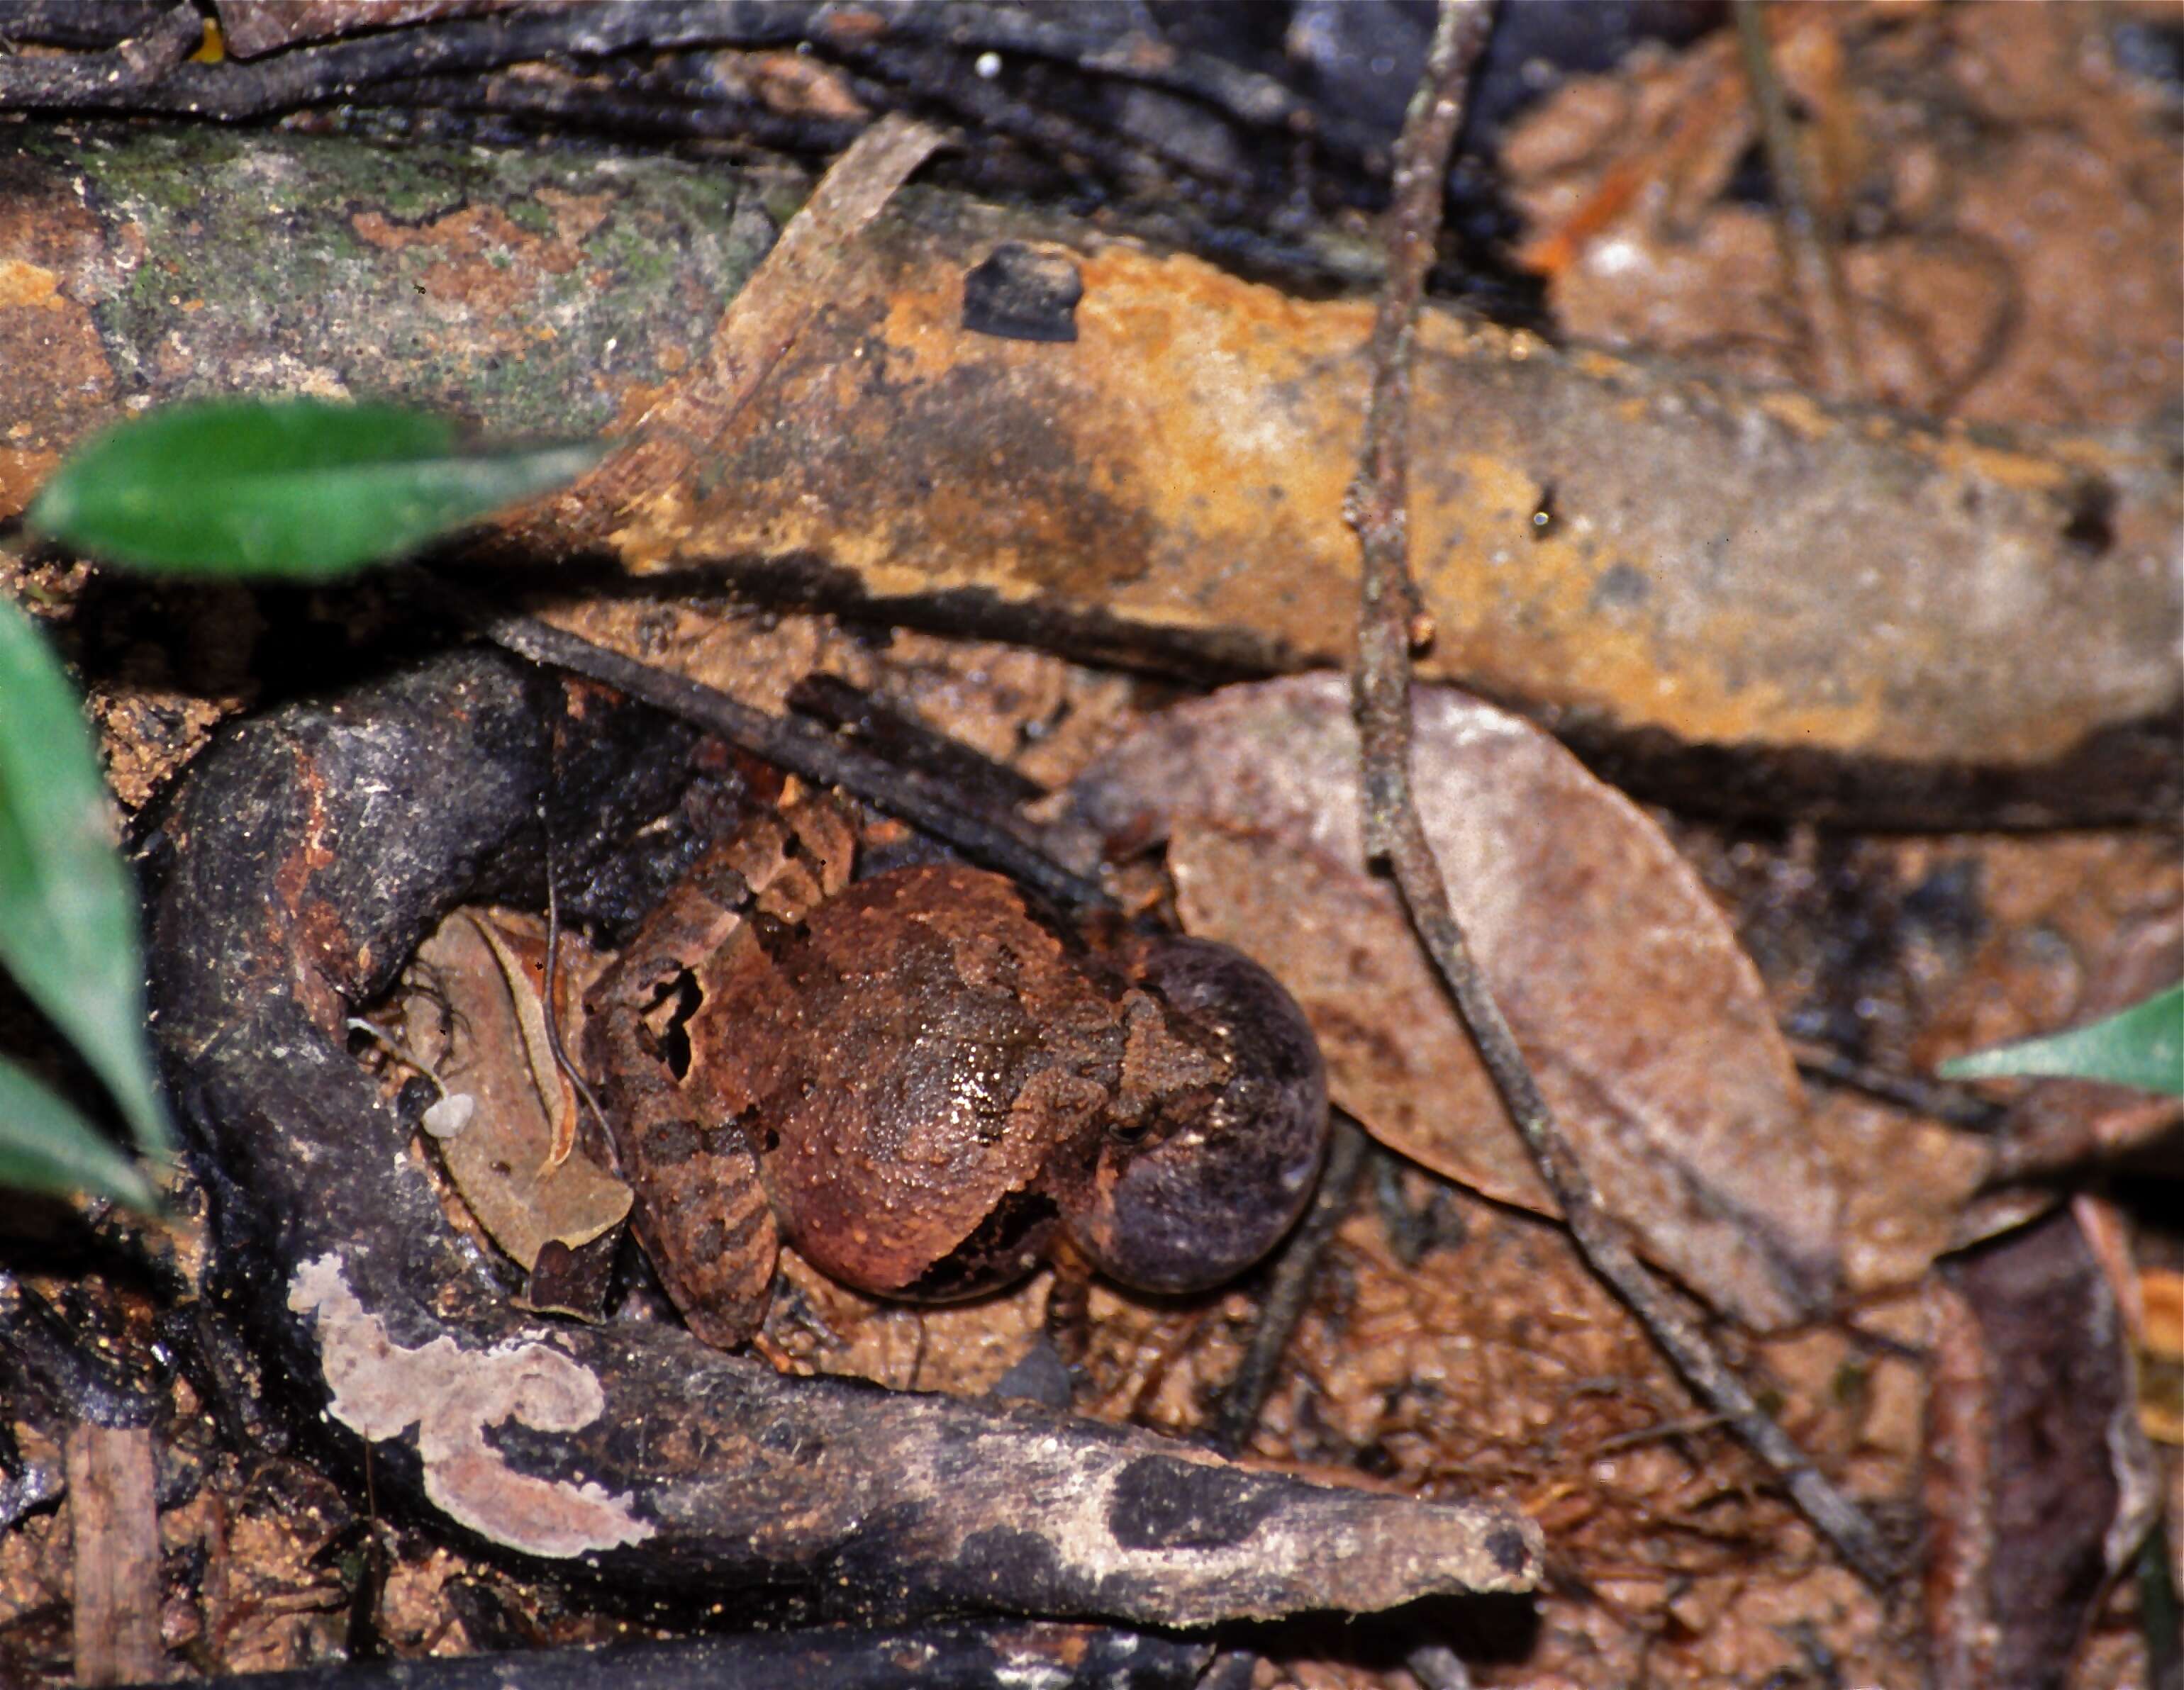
[0,594,172,1155]
[1939,982,2184,1097]
[0,1056,158,1210]
[26,398,602,580]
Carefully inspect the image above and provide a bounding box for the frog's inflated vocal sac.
[581,791,1329,1350]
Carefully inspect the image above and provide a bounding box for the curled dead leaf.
[403,911,630,1273]
[1070,673,1838,1331]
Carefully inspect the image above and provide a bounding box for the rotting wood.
[65,1422,161,1687]
[144,644,1543,1625]
[2,122,2175,827]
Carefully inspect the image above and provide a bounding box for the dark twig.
[1206,1114,1370,1458]
[435,589,1113,914]
[1,3,789,116]
[828,33,1197,202]
[537,801,612,1161]
[1788,1037,2005,1132]
[0,0,1363,157]
[1347,0,1894,1586]
[786,673,1047,810]
[0,0,166,50]
[0,0,195,103]
[1732,0,1863,401]
[366,69,865,155]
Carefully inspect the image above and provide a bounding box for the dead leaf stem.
[1208,1114,1371,1457]
[1731,0,1863,401]
[1349,0,1894,1587]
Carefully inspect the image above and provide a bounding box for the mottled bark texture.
[192,1620,1212,1690]
[3,122,2176,826]
[143,645,1542,1624]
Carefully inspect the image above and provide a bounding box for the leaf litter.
[8,3,2180,1681]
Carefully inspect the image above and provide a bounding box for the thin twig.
[1207,1114,1370,1458]
[420,583,1112,913]
[1788,1036,2005,1132]
[1347,0,1894,1586]
[1732,0,1862,401]
[537,800,611,1167]
[0,0,195,103]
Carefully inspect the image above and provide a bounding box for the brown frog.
[581,788,1329,1350]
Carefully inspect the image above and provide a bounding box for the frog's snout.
[1064,936,1329,1294]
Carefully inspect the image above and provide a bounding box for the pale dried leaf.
[407,912,629,1271]
[1071,673,1839,1331]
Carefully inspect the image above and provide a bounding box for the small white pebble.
[975,50,1002,79]
[423,1092,476,1138]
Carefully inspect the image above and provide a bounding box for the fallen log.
[3,122,2175,826]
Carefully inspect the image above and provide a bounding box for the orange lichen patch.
[0,447,60,519]
[0,257,64,310]
[0,186,115,521]
[533,185,613,248]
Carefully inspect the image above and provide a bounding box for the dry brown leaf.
[1924,1207,2158,1690]
[403,910,630,1272]
[1069,673,1838,1332]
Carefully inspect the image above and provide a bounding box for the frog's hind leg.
[579,789,853,1350]
[583,939,783,1347]
[581,851,789,1349]
[623,1107,781,1351]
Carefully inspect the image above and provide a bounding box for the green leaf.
[0,1056,158,1210]
[0,594,172,1155]
[1939,982,2184,1097]
[26,398,601,579]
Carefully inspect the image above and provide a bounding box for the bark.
[191,1620,1210,1690]
[2,122,2175,827]
[143,644,1543,1626]
[65,1423,161,1686]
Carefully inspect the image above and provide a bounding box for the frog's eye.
[1060,937,1327,1294]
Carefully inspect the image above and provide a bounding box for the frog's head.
[1059,936,1328,1294]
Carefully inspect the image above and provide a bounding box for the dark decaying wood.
[64,1422,160,1686]
[1,123,2173,828]
[143,644,1542,1627]
[189,1619,1209,1690]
